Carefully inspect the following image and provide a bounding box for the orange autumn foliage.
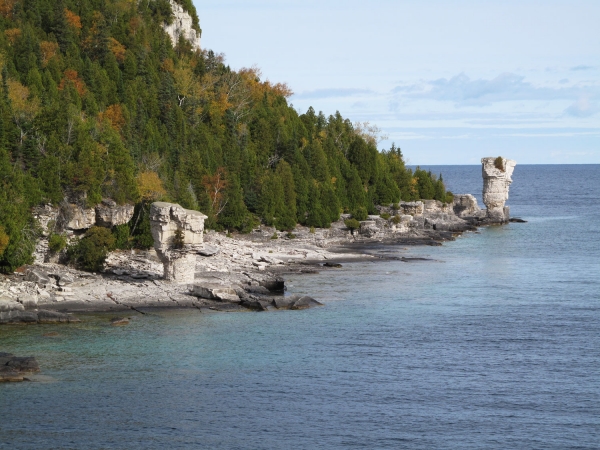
[65,8,82,31]
[129,16,142,35]
[4,28,21,45]
[40,41,59,67]
[161,58,174,73]
[0,0,17,19]
[58,70,86,96]
[0,225,8,257]
[98,104,126,132]
[202,167,228,216]
[108,37,126,63]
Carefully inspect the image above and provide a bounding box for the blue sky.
[194,0,600,164]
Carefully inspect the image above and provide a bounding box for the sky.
[194,0,600,164]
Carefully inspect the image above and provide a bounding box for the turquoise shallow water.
[1,165,599,449]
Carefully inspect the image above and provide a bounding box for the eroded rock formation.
[163,0,201,51]
[453,194,482,218]
[95,199,134,227]
[481,157,516,223]
[149,202,207,283]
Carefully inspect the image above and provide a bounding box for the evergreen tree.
[0,0,452,272]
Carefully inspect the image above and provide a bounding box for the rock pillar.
[481,157,516,223]
[149,202,207,283]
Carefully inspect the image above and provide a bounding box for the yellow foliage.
[40,41,59,68]
[137,171,166,201]
[108,38,126,63]
[4,28,21,45]
[7,79,40,123]
[161,58,175,73]
[0,226,8,257]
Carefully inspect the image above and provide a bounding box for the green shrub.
[380,212,391,220]
[391,203,399,211]
[67,227,116,272]
[112,224,131,250]
[344,218,360,232]
[351,206,368,221]
[129,203,154,249]
[309,226,315,234]
[445,191,454,204]
[173,228,185,249]
[271,232,278,240]
[48,233,67,253]
[286,232,296,239]
[494,156,505,172]
[392,215,401,225]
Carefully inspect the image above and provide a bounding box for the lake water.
[1,165,599,449]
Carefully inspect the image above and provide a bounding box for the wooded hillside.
[0,0,452,272]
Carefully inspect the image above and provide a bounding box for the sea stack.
[149,202,207,283]
[481,157,516,224]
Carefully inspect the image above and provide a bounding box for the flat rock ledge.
[0,309,80,325]
[0,353,40,382]
[191,283,322,312]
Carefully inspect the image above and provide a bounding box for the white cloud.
[293,88,373,100]
[391,72,600,107]
[570,65,596,71]
[564,96,598,117]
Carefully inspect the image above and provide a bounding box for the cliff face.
[481,157,517,224]
[163,0,201,50]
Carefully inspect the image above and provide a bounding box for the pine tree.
[275,160,297,230]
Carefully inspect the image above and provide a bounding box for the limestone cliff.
[163,0,201,51]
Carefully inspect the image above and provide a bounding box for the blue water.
[1,165,599,449]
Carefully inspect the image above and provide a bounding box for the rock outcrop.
[481,157,517,224]
[64,204,97,230]
[150,202,207,283]
[453,194,483,218]
[163,0,201,51]
[400,201,424,216]
[95,199,135,227]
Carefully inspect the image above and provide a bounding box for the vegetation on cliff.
[0,0,452,272]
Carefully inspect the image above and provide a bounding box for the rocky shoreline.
[0,214,470,322]
[0,157,519,324]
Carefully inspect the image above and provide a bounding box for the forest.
[0,0,452,272]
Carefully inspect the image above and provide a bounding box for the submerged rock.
[110,317,130,326]
[0,353,40,382]
[271,294,323,310]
